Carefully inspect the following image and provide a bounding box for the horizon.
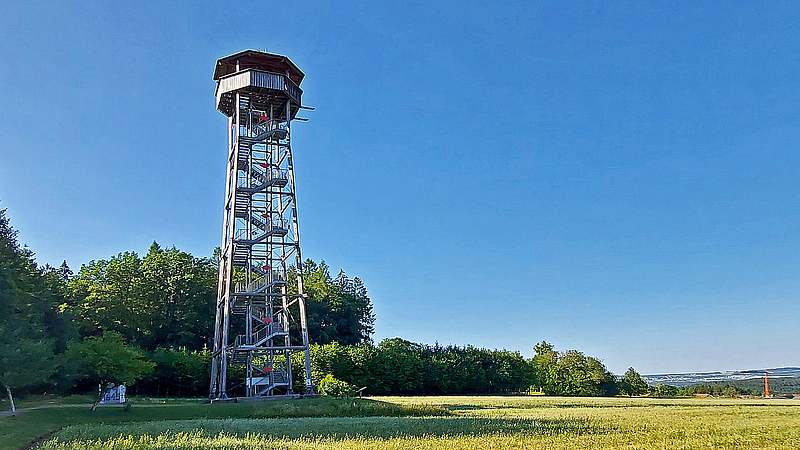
[3,1,800,374]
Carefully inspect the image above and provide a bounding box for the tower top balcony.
[213,50,304,84]
[213,50,304,118]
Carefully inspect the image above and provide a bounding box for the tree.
[66,252,147,344]
[65,243,217,350]
[0,209,60,415]
[0,333,55,416]
[650,383,678,397]
[530,341,618,396]
[368,338,425,394]
[140,347,211,397]
[41,261,78,352]
[427,345,488,394]
[531,341,559,394]
[556,350,611,396]
[138,244,217,350]
[486,349,534,394]
[307,339,536,396]
[293,260,375,345]
[620,367,648,396]
[64,331,154,389]
[309,342,354,387]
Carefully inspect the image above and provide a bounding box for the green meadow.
[3,396,799,449]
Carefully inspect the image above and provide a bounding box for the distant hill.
[643,367,800,386]
[643,367,800,395]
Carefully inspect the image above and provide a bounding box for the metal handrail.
[234,321,286,348]
[236,166,288,189]
[251,119,288,140]
[234,218,287,241]
[234,269,287,294]
[250,166,289,186]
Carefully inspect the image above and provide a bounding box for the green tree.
[650,383,679,397]
[342,343,378,391]
[66,252,148,344]
[530,341,617,396]
[0,334,55,416]
[619,367,648,397]
[140,347,211,397]
[427,345,487,394]
[64,331,154,389]
[531,341,559,394]
[41,261,78,352]
[556,350,606,396]
[65,243,217,350]
[307,340,536,396]
[309,342,354,387]
[367,338,425,394]
[721,385,740,398]
[485,349,533,394]
[293,260,375,345]
[138,243,217,349]
[0,209,61,415]
[620,367,648,396]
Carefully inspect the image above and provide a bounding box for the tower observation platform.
[209,50,314,401]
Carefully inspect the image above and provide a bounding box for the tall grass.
[1,397,445,449]
[6,397,800,450]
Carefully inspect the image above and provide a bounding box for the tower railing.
[215,70,303,111]
[234,270,287,295]
[234,321,287,349]
[240,167,290,189]
[233,218,289,241]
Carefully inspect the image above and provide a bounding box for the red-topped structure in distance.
[209,50,314,401]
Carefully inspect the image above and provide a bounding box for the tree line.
[2,208,669,410]
[0,208,376,408]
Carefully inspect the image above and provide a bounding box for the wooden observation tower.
[209,50,314,400]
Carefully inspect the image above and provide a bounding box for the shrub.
[318,374,356,397]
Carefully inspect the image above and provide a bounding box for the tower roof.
[213,50,304,84]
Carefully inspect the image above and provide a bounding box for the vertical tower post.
[209,50,314,400]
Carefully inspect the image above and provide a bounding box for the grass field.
[2,396,799,449]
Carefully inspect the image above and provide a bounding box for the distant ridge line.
[643,367,800,386]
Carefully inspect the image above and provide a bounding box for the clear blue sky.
[2,1,799,374]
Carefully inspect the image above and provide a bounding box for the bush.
[318,374,356,397]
